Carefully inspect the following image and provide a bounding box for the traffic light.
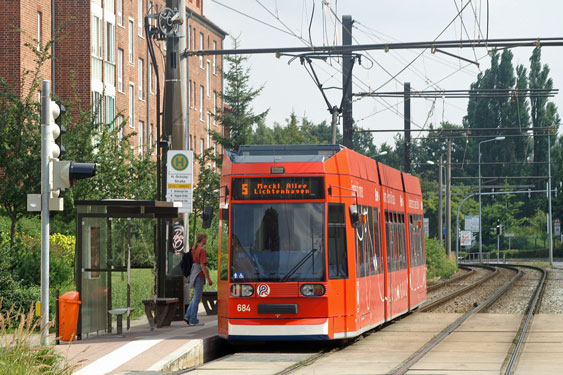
[49,101,97,190]
[201,206,214,228]
[46,101,64,210]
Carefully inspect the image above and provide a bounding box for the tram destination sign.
[232,177,324,200]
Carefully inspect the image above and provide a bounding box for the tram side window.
[374,208,382,274]
[385,211,393,272]
[393,212,399,271]
[328,203,348,279]
[399,214,406,270]
[367,206,376,275]
[355,205,367,277]
[408,214,416,268]
[419,214,426,266]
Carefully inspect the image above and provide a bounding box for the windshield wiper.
[281,248,317,282]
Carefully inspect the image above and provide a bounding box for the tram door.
[327,203,350,335]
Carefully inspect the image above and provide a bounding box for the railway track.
[180,264,550,375]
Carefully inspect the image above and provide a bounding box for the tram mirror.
[202,206,214,228]
[349,205,362,228]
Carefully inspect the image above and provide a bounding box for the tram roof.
[232,144,344,163]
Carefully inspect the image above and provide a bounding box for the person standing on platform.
[184,232,213,326]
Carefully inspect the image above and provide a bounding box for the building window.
[212,40,217,74]
[199,32,204,68]
[105,96,115,125]
[213,93,217,125]
[149,123,154,150]
[92,15,103,81]
[138,0,143,37]
[206,61,210,97]
[118,49,123,92]
[104,22,116,87]
[138,121,144,156]
[207,112,211,146]
[117,0,123,26]
[193,81,196,108]
[138,58,144,100]
[149,62,154,94]
[117,115,124,142]
[188,80,191,107]
[128,19,134,64]
[200,138,204,156]
[37,12,42,50]
[92,91,103,125]
[105,22,115,63]
[188,25,191,51]
[199,85,203,121]
[128,83,135,128]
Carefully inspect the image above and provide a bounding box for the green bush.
[6,233,75,288]
[426,237,457,280]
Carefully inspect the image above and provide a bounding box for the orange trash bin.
[59,291,81,341]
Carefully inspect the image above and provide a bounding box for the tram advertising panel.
[232,177,325,200]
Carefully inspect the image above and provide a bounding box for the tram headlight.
[231,284,254,297]
[300,284,325,297]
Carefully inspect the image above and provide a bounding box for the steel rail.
[503,265,547,375]
[419,264,497,312]
[391,265,522,375]
[427,265,474,292]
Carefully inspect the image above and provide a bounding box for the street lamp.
[478,136,505,262]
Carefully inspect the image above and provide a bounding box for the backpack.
[180,251,193,278]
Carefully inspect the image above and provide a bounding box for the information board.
[167,151,193,213]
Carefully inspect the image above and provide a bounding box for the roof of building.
[189,10,228,38]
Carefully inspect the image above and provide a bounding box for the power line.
[356,126,557,133]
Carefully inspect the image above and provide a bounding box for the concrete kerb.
[149,335,227,372]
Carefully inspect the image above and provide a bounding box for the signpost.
[166,151,193,213]
[465,215,479,233]
[554,219,560,237]
[460,230,472,247]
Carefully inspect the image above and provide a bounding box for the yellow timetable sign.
[168,183,192,189]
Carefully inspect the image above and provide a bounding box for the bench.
[201,291,217,315]
[108,308,135,334]
[142,298,178,330]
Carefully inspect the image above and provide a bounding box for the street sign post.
[465,215,479,233]
[460,230,472,247]
[554,219,560,236]
[166,151,193,213]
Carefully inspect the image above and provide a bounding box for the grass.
[0,301,73,375]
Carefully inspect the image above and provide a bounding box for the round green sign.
[171,154,189,171]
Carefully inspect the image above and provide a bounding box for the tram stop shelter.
[74,200,184,339]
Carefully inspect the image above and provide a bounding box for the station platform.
[55,309,222,375]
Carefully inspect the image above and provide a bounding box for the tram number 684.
[237,304,251,312]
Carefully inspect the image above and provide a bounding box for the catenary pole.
[446,139,452,256]
[342,15,353,148]
[404,82,411,173]
[439,155,443,245]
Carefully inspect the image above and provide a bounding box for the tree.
[0,39,51,246]
[213,37,268,152]
[190,147,220,246]
[529,47,559,186]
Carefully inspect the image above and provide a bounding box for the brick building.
[0,0,225,179]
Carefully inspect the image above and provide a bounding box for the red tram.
[216,145,426,340]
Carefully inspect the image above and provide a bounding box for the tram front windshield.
[230,203,325,282]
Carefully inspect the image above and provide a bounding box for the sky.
[202,0,563,148]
